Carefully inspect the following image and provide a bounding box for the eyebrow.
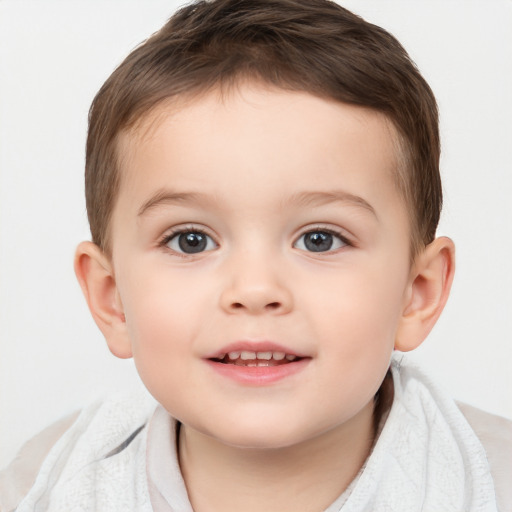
[138,188,377,218]
[288,190,377,217]
[137,189,208,216]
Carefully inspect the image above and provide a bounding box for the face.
[109,84,413,449]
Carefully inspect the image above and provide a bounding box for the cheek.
[121,262,207,335]
[118,267,211,383]
[308,258,406,340]
[303,256,408,391]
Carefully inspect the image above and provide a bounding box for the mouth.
[206,342,310,384]
[210,350,302,367]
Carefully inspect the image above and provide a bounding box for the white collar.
[145,355,497,512]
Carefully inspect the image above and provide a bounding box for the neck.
[179,400,376,512]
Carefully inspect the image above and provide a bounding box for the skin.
[75,83,455,512]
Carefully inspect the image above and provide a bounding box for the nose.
[219,256,293,315]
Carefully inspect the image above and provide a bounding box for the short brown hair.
[86,0,441,256]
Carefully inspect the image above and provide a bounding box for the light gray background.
[1,0,511,469]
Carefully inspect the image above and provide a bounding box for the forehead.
[113,84,406,228]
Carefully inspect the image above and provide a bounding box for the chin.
[206,420,323,450]
[222,434,303,450]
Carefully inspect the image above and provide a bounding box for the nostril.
[225,298,288,313]
[230,301,281,310]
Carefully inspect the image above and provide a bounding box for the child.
[1,0,510,510]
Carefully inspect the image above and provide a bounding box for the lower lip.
[205,358,310,385]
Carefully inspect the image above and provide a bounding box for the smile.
[211,351,300,367]
[206,342,310,385]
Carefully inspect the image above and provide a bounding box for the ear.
[395,236,455,352]
[74,241,132,359]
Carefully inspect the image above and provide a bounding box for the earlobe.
[395,237,455,352]
[74,241,133,359]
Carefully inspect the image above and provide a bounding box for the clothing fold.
[13,355,499,512]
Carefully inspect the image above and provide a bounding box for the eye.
[294,229,349,253]
[164,230,217,254]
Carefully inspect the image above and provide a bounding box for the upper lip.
[205,341,308,360]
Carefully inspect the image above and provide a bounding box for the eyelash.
[294,226,353,253]
[158,226,217,257]
[158,225,353,257]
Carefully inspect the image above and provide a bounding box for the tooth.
[218,353,226,360]
[273,352,285,360]
[247,362,257,367]
[240,351,256,360]
[228,351,240,359]
[285,354,297,361]
[256,351,272,360]
[257,361,270,367]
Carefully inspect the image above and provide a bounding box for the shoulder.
[0,389,157,512]
[458,402,512,512]
[0,411,79,512]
